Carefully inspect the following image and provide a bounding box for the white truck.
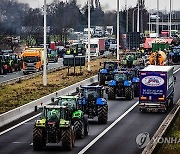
[86,38,105,57]
[83,28,94,41]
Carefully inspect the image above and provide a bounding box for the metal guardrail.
[142,99,180,154]
[0,75,98,127]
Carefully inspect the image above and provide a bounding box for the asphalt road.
[0,58,64,83]
[0,51,110,83]
[0,65,179,154]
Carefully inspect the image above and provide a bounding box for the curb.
[0,75,98,128]
[142,99,180,154]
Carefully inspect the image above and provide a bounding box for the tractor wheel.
[99,74,105,85]
[125,87,133,100]
[33,126,45,150]
[74,120,84,139]
[134,83,139,97]
[108,86,115,100]
[62,127,73,151]
[84,115,89,136]
[98,104,108,124]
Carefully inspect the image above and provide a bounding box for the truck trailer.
[86,38,105,57]
[139,65,175,112]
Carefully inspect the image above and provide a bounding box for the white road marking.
[174,67,180,74]
[12,142,27,144]
[78,67,180,154]
[0,113,41,136]
[78,101,139,154]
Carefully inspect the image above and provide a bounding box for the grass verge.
[0,55,114,114]
[158,113,180,154]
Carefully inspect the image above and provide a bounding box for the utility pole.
[170,0,172,37]
[117,0,120,60]
[125,0,128,33]
[43,0,47,86]
[88,0,91,71]
[137,0,140,32]
[156,0,159,36]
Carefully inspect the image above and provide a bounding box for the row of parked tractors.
[0,53,22,75]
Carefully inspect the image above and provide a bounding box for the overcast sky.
[19,0,179,11]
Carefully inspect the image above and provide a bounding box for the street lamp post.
[132,8,138,32]
[117,0,120,60]
[43,0,47,86]
[156,0,159,36]
[125,0,128,33]
[170,0,172,37]
[137,0,140,32]
[88,0,91,71]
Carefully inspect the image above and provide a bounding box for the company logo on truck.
[142,76,164,87]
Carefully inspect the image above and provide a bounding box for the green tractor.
[119,52,144,68]
[33,105,76,151]
[51,95,89,139]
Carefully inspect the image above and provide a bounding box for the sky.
[19,0,180,11]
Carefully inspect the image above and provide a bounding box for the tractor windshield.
[58,98,76,109]
[114,73,127,82]
[104,62,116,71]
[82,88,101,100]
[46,108,60,122]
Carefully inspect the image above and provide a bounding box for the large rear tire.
[84,115,89,136]
[33,126,45,151]
[74,120,84,139]
[62,127,73,151]
[99,74,105,85]
[133,82,139,97]
[125,86,133,100]
[98,104,108,124]
[108,86,115,100]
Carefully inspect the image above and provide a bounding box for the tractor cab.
[42,105,70,124]
[103,61,118,72]
[99,61,118,85]
[77,85,108,123]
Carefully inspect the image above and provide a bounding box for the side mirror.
[34,106,38,112]
[76,87,80,93]
[51,97,55,102]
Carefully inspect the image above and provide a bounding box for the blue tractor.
[107,71,134,100]
[127,68,140,97]
[76,86,108,124]
[98,61,118,85]
[169,46,180,64]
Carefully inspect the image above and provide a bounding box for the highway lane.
[0,51,110,83]
[0,58,64,83]
[0,94,139,153]
[0,65,179,154]
[79,66,180,154]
